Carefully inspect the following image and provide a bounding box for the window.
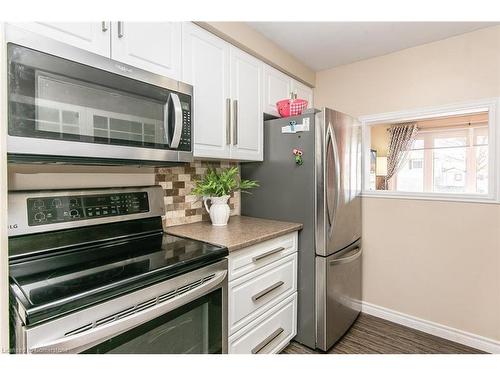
[392,124,488,194]
[363,100,497,201]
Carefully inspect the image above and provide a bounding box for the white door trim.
[362,301,500,354]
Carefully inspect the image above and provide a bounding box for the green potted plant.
[192,167,259,226]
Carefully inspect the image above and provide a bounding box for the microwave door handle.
[30,270,227,354]
[167,93,183,149]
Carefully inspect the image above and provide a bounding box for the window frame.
[360,98,500,203]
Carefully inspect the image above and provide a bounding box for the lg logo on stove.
[8,223,18,230]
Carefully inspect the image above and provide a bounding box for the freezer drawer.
[315,241,362,351]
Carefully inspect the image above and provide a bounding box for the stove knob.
[34,212,46,222]
[70,209,80,218]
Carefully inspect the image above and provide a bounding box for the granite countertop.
[165,216,303,252]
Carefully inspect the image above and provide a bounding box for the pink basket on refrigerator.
[276,98,308,117]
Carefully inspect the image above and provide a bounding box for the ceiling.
[247,22,499,71]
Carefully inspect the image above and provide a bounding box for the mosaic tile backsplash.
[155,161,240,227]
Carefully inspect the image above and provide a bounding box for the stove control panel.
[27,192,149,226]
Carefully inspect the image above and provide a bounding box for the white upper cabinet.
[263,65,292,117]
[263,64,314,115]
[291,80,314,109]
[183,24,263,161]
[11,22,111,57]
[111,22,182,80]
[182,22,231,159]
[230,48,263,161]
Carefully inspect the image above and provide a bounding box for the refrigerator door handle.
[326,125,341,228]
[329,246,362,266]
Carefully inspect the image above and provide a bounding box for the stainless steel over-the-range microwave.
[5,25,193,165]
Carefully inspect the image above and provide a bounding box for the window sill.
[361,190,498,204]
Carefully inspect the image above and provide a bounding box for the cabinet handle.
[226,98,231,145]
[118,22,124,38]
[252,247,285,262]
[101,22,109,32]
[252,281,284,301]
[232,99,238,145]
[251,328,284,354]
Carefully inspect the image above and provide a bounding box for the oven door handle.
[30,270,227,354]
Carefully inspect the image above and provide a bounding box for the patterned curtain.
[385,122,418,189]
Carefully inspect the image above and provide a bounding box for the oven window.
[8,43,189,150]
[83,289,223,354]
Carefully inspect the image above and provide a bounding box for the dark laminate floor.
[282,313,485,354]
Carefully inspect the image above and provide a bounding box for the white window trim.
[360,97,500,204]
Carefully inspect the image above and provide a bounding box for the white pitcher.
[203,195,231,226]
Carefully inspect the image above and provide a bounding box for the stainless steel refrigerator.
[241,108,362,351]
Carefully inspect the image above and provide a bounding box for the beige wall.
[315,26,500,116]
[198,22,315,87]
[315,26,500,342]
[363,198,500,340]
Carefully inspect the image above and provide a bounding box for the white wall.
[315,26,500,343]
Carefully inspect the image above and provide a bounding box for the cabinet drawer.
[228,232,297,280]
[229,252,297,335]
[229,293,297,354]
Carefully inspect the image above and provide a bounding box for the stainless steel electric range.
[8,186,228,354]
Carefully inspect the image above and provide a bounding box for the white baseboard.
[361,301,500,354]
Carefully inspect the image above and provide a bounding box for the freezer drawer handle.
[252,281,284,301]
[251,328,284,354]
[329,247,362,266]
[252,247,285,262]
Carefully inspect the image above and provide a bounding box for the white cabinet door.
[183,23,231,159]
[263,65,292,116]
[111,22,181,79]
[291,80,314,109]
[12,22,111,57]
[230,47,263,161]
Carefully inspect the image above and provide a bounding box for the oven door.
[24,260,227,354]
[85,289,223,354]
[6,26,192,164]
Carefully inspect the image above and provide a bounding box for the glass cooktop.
[9,232,227,325]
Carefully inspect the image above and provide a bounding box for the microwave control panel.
[27,192,149,226]
[176,97,192,152]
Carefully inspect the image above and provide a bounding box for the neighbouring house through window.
[368,111,490,195]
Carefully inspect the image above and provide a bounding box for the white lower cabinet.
[229,293,297,354]
[227,231,298,354]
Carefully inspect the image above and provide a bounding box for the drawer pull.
[251,328,284,354]
[252,247,285,262]
[252,281,284,301]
